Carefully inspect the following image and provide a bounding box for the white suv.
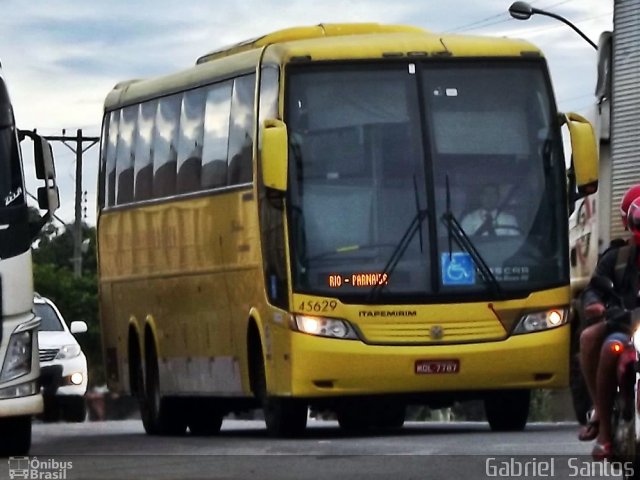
[34,295,88,422]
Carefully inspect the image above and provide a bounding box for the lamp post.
[508,1,597,50]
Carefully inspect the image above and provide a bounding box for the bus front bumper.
[286,325,569,397]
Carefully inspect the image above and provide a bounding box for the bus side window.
[97,115,109,209]
[228,74,256,185]
[134,100,157,201]
[202,81,232,190]
[115,106,137,205]
[105,110,120,207]
[177,88,205,194]
[152,94,181,198]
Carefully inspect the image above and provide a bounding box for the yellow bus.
[97,23,598,437]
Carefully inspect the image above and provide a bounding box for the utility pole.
[44,129,99,277]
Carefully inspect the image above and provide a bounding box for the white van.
[34,296,88,422]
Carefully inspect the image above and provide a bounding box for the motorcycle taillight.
[610,341,625,354]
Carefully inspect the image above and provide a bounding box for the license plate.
[415,359,460,374]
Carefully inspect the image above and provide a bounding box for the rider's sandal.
[578,409,599,441]
[591,442,612,461]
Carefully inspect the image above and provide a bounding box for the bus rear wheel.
[485,390,530,432]
[141,343,187,436]
[187,400,224,436]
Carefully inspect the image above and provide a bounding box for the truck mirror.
[37,185,60,212]
[19,130,59,217]
[563,112,598,198]
[34,135,56,181]
[260,119,288,192]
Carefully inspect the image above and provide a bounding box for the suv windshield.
[34,303,64,332]
[286,60,567,302]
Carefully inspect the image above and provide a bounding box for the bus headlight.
[294,315,358,340]
[513,308,568,334]
[0,331,33,382]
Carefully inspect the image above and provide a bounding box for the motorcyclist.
[578,185,640,460]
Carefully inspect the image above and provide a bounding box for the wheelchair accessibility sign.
[441,252,475,286]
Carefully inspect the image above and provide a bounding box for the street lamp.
[508,1,597,50]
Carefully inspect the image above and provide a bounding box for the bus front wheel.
[263,397,308,437]
[485,390,530,432]
[250,339,307,437]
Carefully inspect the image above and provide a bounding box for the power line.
[452,17,515,34]
[447,2,610,36]
[535,0,575,10]
[443,12,508,33]
[442,0,575,34]
[506,11,612,38]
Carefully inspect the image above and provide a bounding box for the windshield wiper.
[442,176,503,297]
[368,176,428,301]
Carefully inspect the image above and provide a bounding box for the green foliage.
[32,222,103,387]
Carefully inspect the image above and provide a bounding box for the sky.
[0,0,613,226]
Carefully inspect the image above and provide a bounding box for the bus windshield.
[286,60,567,302]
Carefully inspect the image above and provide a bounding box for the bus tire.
[264,397,308,437]
[187,400,224,436]
[141,339,187,436]
[0,416,31,456]
[373,403,406,429]
[485,390,530,432]
[338,400,405,431]
[250,337,307,437]
[337,406,370,432]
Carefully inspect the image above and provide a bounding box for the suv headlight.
[513,308,569,334]
[0,331,33,382]
[293,315,358,340]
[56,344,82,359]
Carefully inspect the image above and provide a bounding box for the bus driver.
[461,184,519,237]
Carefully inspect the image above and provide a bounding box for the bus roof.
[104,23,542,112]
[196,23,425,64]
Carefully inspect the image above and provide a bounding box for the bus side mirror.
[563,112,598,199]
[261,119,288,192]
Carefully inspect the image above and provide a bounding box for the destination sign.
[328,273,389,288]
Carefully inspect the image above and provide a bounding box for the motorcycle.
[590,275,640,477]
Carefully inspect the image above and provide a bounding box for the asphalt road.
[1,420,628,480]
